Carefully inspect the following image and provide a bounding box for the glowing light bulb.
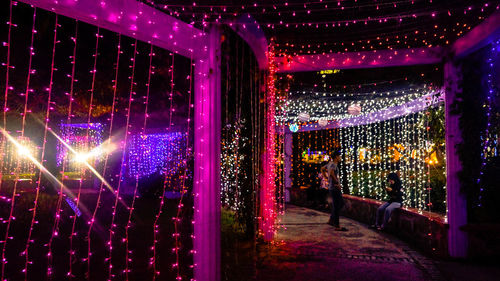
[73,152,89,163]
[17,146,32,157]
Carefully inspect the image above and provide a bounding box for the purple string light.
[127,132,185,178]
[476,39,499,207]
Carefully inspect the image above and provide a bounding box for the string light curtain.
[142,0,498,55]
[291,105,445,211]
[0,2,195,280]
[220,26,263,236]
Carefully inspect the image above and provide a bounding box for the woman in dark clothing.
[373,172,403,230]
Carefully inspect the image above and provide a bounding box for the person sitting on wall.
[372,172,403,230]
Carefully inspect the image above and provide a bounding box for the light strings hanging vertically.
[68,27,101,279]
[47,20,78,279]
[152,52,175,280]
[337,111,433,208]
[0,0,14,193]
[86,34,122,280]
[23,14,59,280]
[124,43,154,281]
[261,43,277,240]
[107,39,138,281]
[1,7,36,280]
[172,52,194,281]
[185,55,195,279]
[476,40,499,207]
[0,3,197,279]
[253,62,261,239]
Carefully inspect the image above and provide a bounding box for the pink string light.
[23,14,59,281]
[0,0,14,194]
[1,7,36,280]
[47,20,79,279]
[68,27,101,279]
[124,43,154,281]
[172,52,194,281]
[152,52,175,280]
[86,34,122,281]
[261,43,278,241]
[107,39,138,281]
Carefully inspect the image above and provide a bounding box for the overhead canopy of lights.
[142,0,498,55]
[279,85,442,126]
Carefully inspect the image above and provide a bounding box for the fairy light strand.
[124,43,154,281]
[22,14,59,281]
[68,27,100,279]
[107,39,138,281]
[1,7,36,280]
[152,51,175,280]
[47,20,78,279]
[86,34,122,281]
[172,51,194,281]
[0,0,14,193]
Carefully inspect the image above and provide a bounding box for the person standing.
[317,163,330,209]
[324,151,347,231]
[372,172,403,230]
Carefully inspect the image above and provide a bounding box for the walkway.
[255,205,439,281]
[223,205,500,281]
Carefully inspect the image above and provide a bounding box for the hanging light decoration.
[297,112,310,122]
[347,104,362,115]
[317,118,328,127]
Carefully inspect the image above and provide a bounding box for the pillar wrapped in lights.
[260,44,278,241]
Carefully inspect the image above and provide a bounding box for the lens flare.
[48,128,118,196]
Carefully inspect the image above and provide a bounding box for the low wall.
[288,187,449,257]
[342,195,449,258]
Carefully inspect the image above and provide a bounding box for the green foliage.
[221,207,246,238]
[350,170,387,200]
[424,105,447,214]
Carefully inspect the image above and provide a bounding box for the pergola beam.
[18,0,207,59]
[230,14,268,70]
[453,10,500,58]
[276,47,444,73]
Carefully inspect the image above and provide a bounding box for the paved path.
[255,205,442,281]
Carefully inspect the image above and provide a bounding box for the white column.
[193,25,221,281]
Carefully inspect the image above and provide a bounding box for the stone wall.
[341,195,449,258]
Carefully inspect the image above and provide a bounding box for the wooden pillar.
[193,25,221,281]
[444,60,468,258]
